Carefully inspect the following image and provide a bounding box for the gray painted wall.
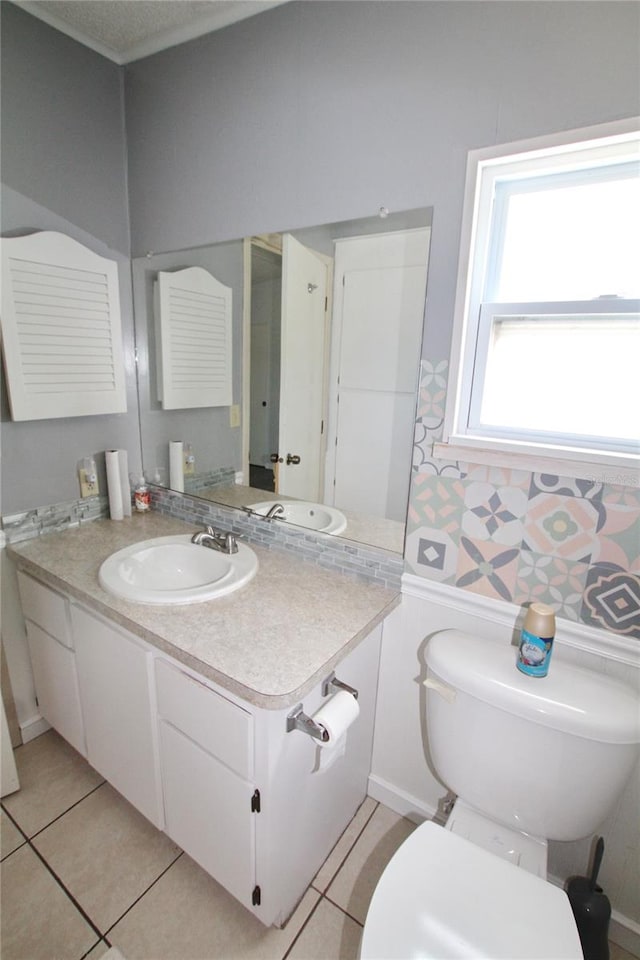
[124,1,640,359]
[0,187,142,515]
[1,2,130,256]
[0,5,137,515]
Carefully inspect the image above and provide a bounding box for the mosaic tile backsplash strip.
[408,359,640,639]
[151,486,403,590]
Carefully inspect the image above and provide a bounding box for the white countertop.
[9,512,399,709]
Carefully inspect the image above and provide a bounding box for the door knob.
[270,453,283,464]
[286,454,301,465]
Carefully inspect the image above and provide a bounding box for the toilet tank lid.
[426,631,640,744]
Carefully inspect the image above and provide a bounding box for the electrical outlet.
[230,404,241,428]
[79,469,98,498]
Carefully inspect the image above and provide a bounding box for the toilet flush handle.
[423,677,456,704]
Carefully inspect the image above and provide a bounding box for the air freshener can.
[517,602,556,678]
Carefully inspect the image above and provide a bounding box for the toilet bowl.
[360,821,583,959]
[361,630,640,960]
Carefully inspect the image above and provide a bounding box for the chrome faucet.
[191,525,238,554]
[264,503,285,520]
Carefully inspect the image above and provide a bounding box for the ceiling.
[12,0,290,64]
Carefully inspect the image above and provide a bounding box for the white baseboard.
[368,773,437,825]
[609,911,640,957]
[19,714,50,743]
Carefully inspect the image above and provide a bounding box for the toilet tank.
[425,631,640,842]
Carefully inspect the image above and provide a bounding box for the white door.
[277,235,329,500]
[328,229,430,520]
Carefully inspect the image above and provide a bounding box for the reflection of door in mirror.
[277,235,331,501]
[326,229,430,522]
[248,235,331,501]
[249,241,281,492]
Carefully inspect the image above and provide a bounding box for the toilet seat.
[360,821,583,960]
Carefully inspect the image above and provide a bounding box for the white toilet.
[361,630,640,959]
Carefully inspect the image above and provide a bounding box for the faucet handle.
[224,533,239,554]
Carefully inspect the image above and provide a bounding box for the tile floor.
[1,730,636,960]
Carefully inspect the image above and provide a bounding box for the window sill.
[433,439,640,488]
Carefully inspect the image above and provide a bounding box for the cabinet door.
[25,621,86,756]
[71,605,162,828]
[159,720,255,909]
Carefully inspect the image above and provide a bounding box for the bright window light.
[491,168,640,302]
[443,122,640,478]
[479,315,640,445]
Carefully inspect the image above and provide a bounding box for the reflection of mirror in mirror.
[132,207,432,555]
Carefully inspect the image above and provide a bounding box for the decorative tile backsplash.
[1,495,109,547]
[407,360,640,639]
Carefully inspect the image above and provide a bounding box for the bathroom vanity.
[10,514,397,927]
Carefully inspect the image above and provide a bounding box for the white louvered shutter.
[155,267,232,410]
[0,232,127,421]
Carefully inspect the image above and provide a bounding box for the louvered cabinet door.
[154,266,232,409]
[0,231,127,420]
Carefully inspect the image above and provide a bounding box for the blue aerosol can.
[517,602,556,678]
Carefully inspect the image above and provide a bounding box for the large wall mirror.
[132,207,432,554]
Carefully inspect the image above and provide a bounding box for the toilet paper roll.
[312,691,360,772]
[169,441,184,492]
[118,449,131,517]
[106,450,124,520]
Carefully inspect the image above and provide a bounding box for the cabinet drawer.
[18,572,71,648]
[155,659,253,780]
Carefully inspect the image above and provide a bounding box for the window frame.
[438,118,640,485]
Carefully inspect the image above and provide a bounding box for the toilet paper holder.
[286,672,359,741]
[322,672,358,701]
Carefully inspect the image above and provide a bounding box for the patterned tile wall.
[407,360,640,639]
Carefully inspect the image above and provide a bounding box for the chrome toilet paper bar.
[286,703,330,741]
[286,672,359,740]
[322,671,358,700]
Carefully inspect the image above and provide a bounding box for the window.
[440,121,640,483]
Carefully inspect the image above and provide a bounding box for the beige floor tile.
[610,942,639,960]
[85,946,127,960]
[1,807,26,859]
[313,796,377,892]
[287,898,363,960]
[0,843,98,960]
[2,730,103,837]
[32,782,181,933]
[325,804,416,925]
[84,943,112,960]
[109,852,320,960]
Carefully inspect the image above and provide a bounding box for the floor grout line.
[281,888,325,960]
[323,891,365,929]
[27,779,108,841]
[102,850,184,940]
[26,836,105,943]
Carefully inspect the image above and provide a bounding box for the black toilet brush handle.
[591,837,605,890]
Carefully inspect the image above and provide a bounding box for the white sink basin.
[98,535,258,605]
[248,501,347,535]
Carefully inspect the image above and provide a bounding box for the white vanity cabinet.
[17,572,86,756]
[155,660,256,907]
[17,568,384,928]
[70,605,164,829]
